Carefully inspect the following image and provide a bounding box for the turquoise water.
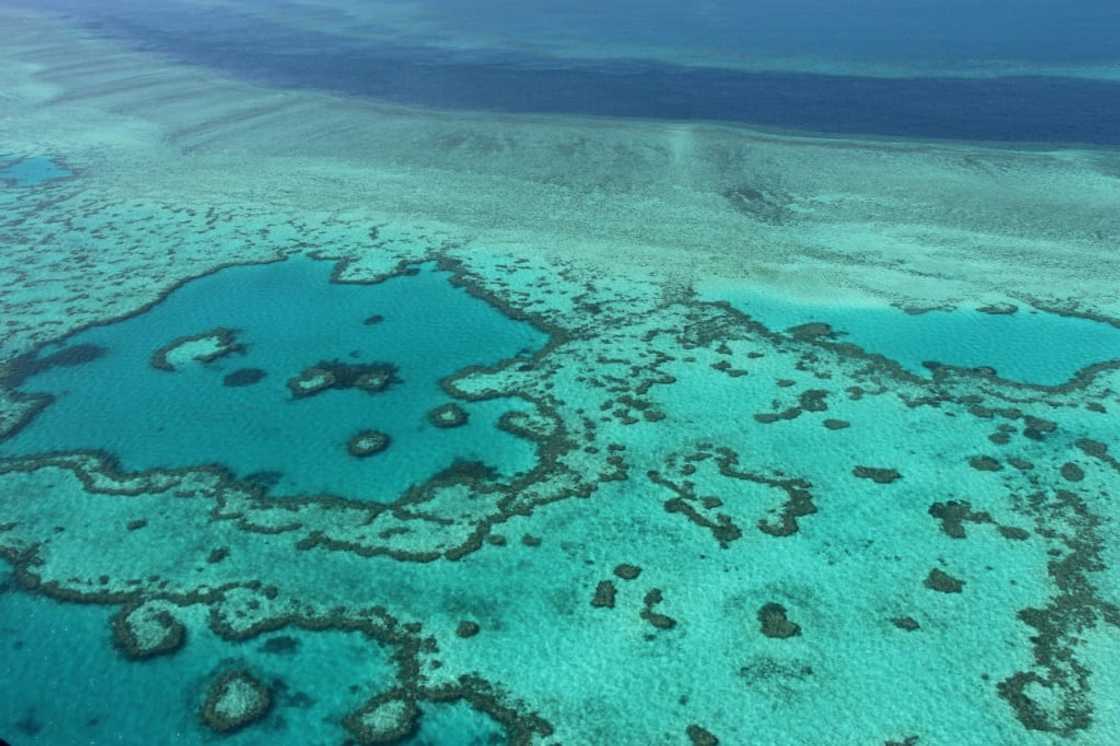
[1,187,1117,744]
[0,155,73,187]
[0,566,505,744]
[0,568,397,744]
[706,289,1120,386]
[2,257,547,498]
[2,3,1120,745]
[404,702,507,745]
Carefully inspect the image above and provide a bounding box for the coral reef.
[200,670,272,734]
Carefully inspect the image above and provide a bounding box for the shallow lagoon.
[0,565,505,745]
[1,257,547,498]
[0,568,400,744]
[703,285,1120,386]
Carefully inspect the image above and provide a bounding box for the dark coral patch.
[286,366,336,397]
[1059,463,1084,482]
[343,695,420,744]
[347,430,391,458]
[787,322,834,340]
[150,327,240,372]
[758,602,801,639]
[613,564,642,581]
[435,459,497,482]
[111,606,186,660]
[799,389,829,412]
[753,389,830,424]
[287,360,399,399]
[260,636,300,655]
[1075,438,1110,461]
[353,368,396,393]
[928,500,992,539]
[977,302,1018,315]
[997,525,1030,541]
[456,620,481,638]
[427,402,469,428]
[662,495,743,547]
[968,455,1002,472]
[823,418,850,430]
[223,368,266,387]
[200,670,272,734]
[1022,416,1057,441]
[892,616,920,632]
[853,466,901,484]
[687,724,720,745]
[641,589,677,630]
[928,500,1030,542]
[924,568,965,594]
[753,410,797,424]
[5,343,106,388]
[591,580,616,609]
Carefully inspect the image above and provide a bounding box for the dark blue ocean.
[22,0,1120,145]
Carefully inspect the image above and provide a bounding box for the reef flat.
[1,5,1119,746]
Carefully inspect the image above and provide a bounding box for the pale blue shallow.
[707,289,1120,386]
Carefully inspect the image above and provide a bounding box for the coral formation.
[347,430,391,458]
[200,670,272,734]
[427,402,469,429]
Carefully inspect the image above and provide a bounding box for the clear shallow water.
[0,155,72,187]
[2,257,547,497]
[704,288,1120,386]
[403,702,507,746]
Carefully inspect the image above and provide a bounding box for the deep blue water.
[20,0,1120,145]
[375,0,1120,66]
